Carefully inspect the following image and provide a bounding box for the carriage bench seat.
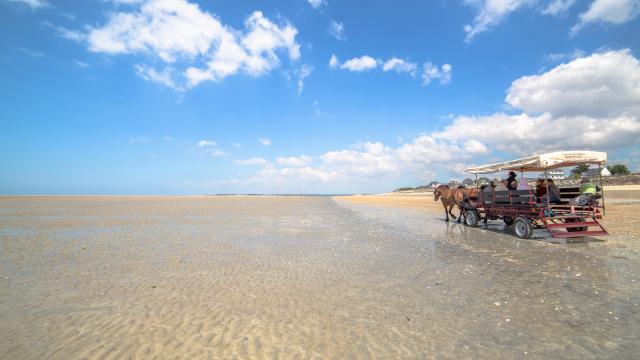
[481,189,537,206]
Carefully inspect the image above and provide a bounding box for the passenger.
[547,179,561,204]
[517,177,531,190]
[535,178,547,198]
[570,177,597,214]
[482,182,494,203]
[506,171,518,190]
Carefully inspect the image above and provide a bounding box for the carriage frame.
[461,151,609,239]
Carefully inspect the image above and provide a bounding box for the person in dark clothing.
[535,178,547,198]
[546,179,561,204]
[506,171,518,190]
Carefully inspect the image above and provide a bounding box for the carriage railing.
[477,187,603,215]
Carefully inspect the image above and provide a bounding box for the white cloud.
[328,20,346,41]
[210,149,229,157]
[506,49,640,117]
[7,0,49,9]
[382,58,418,76]
[572,0,640,35]
[135,65,180,90]
[230,142,241,148]
[75,60,90,68]
[434,113,640,154]
[307,0,326,9]
[197,140,216,147]
[329,54,339,68]
[340,55,378,72]
[17,47,44,57]
[463,0,536,42]
[277,155,313,167]
[258,137,271,146]
[422,62,452,85]
[436,49,640,154]
[66,0,300,90]
[112,0,145,4]
[542,0,577,15]
[544,48,585,63]
[295,64,313,95]
[235,157,269,166]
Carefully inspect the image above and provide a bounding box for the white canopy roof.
[463,151,607,174]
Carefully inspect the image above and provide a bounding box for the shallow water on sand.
[1,196,639,359]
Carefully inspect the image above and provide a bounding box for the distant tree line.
[570,163,630,178]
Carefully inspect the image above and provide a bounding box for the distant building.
[583,168,611,177]
[547,169,565,179]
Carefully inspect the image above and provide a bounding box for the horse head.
[433,185,448,201]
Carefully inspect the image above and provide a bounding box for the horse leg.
[442,203,449,222]
[457,205,463,223]
[449,204,457,220]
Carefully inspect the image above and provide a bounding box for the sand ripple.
[1,196,639,359]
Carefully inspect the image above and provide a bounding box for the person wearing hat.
[570,176,597,214]
[506,171,518,190]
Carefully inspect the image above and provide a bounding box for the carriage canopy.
[463,151,607,174]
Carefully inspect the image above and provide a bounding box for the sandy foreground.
[1,195,640,359]
[337,186,640,241]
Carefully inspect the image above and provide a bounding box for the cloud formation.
[505,49,640,117]
[7,0,49,9]
[228,50,640,190]
[328,20,346,40]
[66,0,300,90]
[331,55,451,84]
[197,140,216,147]
[542,0,577,15]
[436,49,640,154]
[463,0,536,42]
[234,157,269,166]
[422,62,452,85]
[572,0,640,35]
[339,55,378,72]
[307,0,326,9]
[277,155,313,167]
[382,58,418,76]
[463,0,638,40]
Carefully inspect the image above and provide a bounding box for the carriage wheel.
[503,216,514,226]
[465,210,479,227]
[513,217,533,239]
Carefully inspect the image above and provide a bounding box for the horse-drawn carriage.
[455,151,609,239]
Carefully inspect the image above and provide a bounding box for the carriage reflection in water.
[459,151,609,239]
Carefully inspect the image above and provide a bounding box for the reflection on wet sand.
[1,196,638,359]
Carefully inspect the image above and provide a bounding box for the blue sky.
[1,0,639,194]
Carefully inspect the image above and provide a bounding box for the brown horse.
[434,185,480,222]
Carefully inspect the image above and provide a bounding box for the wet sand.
[1,195,639,359]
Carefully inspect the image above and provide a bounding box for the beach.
[1,195,640,359]
[338,186,640,241]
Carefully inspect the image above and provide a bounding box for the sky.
[1,0,639,195]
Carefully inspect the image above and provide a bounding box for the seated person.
[570,177,597,214]
[535,178,546,198]
[506,171,518,190]
[546,178,561,204]
[517,177,531,190]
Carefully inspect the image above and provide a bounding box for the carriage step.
[550,231,608,238]
[546,221,599,228]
